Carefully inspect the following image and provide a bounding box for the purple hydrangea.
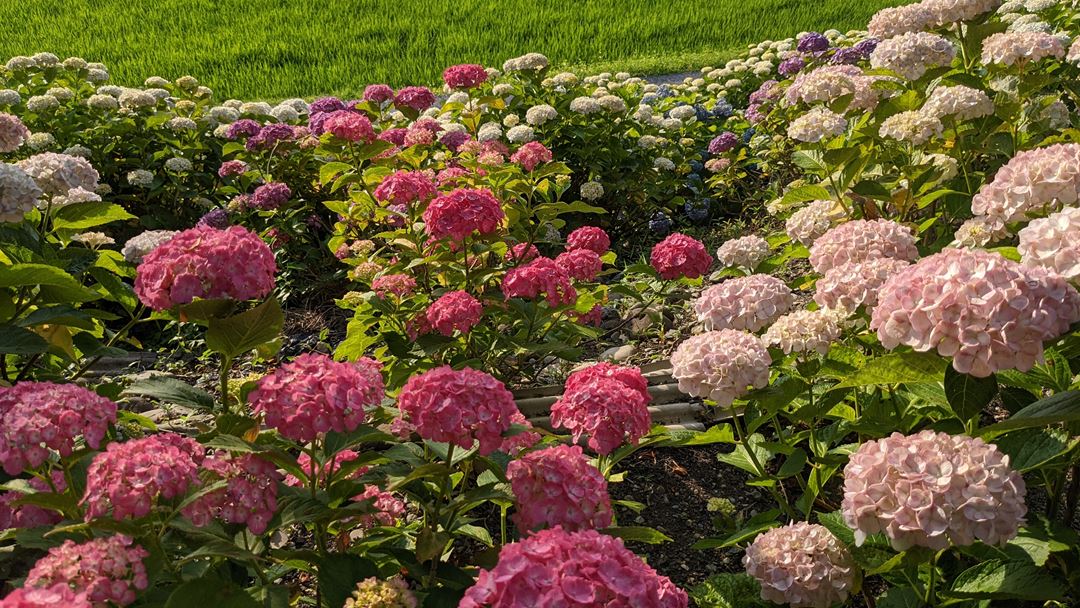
[831,47,864,65]
[708,132,740,155]
[309,96,346,115]
[798,32,830,53]
[440,130,470,152]
[778,56,806,77]
[246,123,295,151]
[712,99,734,118]
[745,104,767,124]
[649,212,673,235]
[748,80,780,105]
[196,208,229,229]
[249,182,292,210]
[853,38,880,58]
[226,119,261,140]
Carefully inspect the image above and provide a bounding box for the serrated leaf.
[205,298,284,359]
[52,202,135,230]
[979,390,1080,436]
[947,559,1065,600]
[831,352,946,390]
[122,376,215,410]
[944,367,997,422]
[993,427,1077,471]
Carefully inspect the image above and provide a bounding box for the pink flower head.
[716,235,769,271]
[551,377,650,455]
[693,274,794,332]
[508,444,613,532]
[502,257,577,306]
[744,523,857,608]
[245,122,295,151]
[981,31,1066,66]
[82,434,204,521]
[363,84,395,105]
[324,111,375,143]
[440,130,471,152]
[423,187,504,242]
[181,452,282,535]
[650,233,712,280]
[249,181,291,210]
[443,64,489,89]
[394,86,436,112]
[556,248,603,281]
[0,113,29,153]
[500,411,542,455]
[134,225,276,311]
[24,535,148,607]
[0,382,116,475]
[0,471,66,529]
[510,141,553,172]
[460,527,688,608]
[371,273,417,298]
[426,290,483,336]
[437,166,470,187]
[217,160,248,178]
[395,366,521,455]
[1018,206,1080,280]
[284,449,366,489]
[404,127,436,147]
[972,143,1080,225]
[566,226,610,254]
[575,304,603,327]
[808,219,918,274]
[249,353,385,443]
[843,430,1026,550]
[379,128,408,146]
[671,330,771,407]
[0,584,90,608]
[565,362,650,404]
[871,248,1080,377]
[505,242,540,264]
[814,257,911,312]
[351,484,406,530]
[373,170,437,206]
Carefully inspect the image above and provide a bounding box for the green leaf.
[602,526,672,544]
[979,390,1080,436]
[319,161,354,186]
[780,184,832,205]
[0,263,99,301]
[52,202,135,230]
[831,352,946,390]
[205,298,284,359]
[947,559,1065,600]
[993,427,1077,472]
[944,367,997,422]
[122,376,215,410]
[316,553,378,608]
[876,587,921,608]
[692,514,779,550]
[689,573,765,608]
[165,577,260,608]
[0,324,49,354]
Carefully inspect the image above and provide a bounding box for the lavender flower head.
[226,119,261,140]
[196,208,229,229]
[779,56,807,76]
[854,38,880,58]
[831,47,864,65]
[708,132,739,155]
[246,123,295,151]
[249,182,292,210]
[798,32,831,53]
[309,96,346,115]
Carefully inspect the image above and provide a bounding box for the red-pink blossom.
[423,188,504,242]
[443,64,489,89]
[551,376,651,455]
[436,166,470,187]
[373,170,437,206]
[394,86,436,112]
[508,444,613,532]
[510,141,553,171]
[566,226,611,254]
[24,535,148,607]
[324,111,375,143]
[0,584,90,608]
[556,248,603,281]
[379,128,407,146]
[371,273,417,298]
[565,362,650,404]
[182,452,282,535]
[426,290,483,336]
[284,450,367,489]
[0,471,65,529]
[502,257,577,306]
[363,84,395,104]
[352,485,407,530]
[650,233,712,280]
[505,242,540,263]
[217,160,248,178]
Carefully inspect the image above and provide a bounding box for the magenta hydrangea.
[134,225,276,311]
[82,433,204,520]
[510,141,553,171]
[508,444,613,533]
[363,84,395,104]
[505,242,540,264]
[0,382,116,475]
[502,257,577,306]
[843,430,1027,550]
[182,452,282,535]
[744,523,857,608]
[650,233,712,280]
[217,160,248,178]
[394,86,436,112]
[423,187,504,242]
[373,170,437,207]
[871,248,1080,377]
[443,64,489,89]
[426,290,483,336]
[324,111,376,143]
[394,366,521,455]
[814,257,911,312]
[566,226,611,254]
[24,535,148,607]
[352,484,407,530]
[0,584,91,608]
[670,330,771,407]
[556,248,603,281]
[808,219,918,274]
[564,362,651,405]
[0,471,65,529]
[693,274,794,332]
[249,354,384,443]
[551,376,651,455]
[249,182,291,210]
[460,527,688,608]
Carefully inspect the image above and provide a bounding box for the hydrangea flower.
[324,111,375,143]
[808,219,918,274]
[17,152,98,197]
[869,4,934,39]
[394,366,521,455]
[461,527,688,608]
[923,85,995,121]
[363,84,395,105]
[708,132,739,154]
[197,208,229,229]
[371,274,417,298]
[844,430,1026,550]
[785,65,880,111]
[443,64,488,89]
[0,382,116,475]
[134,225,276,310]
[502,257,577,306]
[716,235,770,271]
[249,182,291,210]
[787,107,847,142]
[923,0,1003,26]
[423,188,504,242]
[566,226,610,254]
[82,433,204,520]
[426,290,483,336]
[509,141,552,171]
[694,275,794,332]
[181,452,281,534]
[879,110,943,145]
[744,523,857,608]
[763,309,844,356]
[0,164,42,223]
[1018,206,1080,280]
[971,143,1080,224]
[870,32,956,80]
[0,584,91,608]
[508,444,612,532]
[372,170,437,207]
[0,113,29,152]
[249,354,384,443]
[556,248,603,281]
[551,373,651,455]
[650,233,711,280]
[671,330,771,407]
[580,181,604,200]
[394,86,436,111]
[343,577,417,608]
[0,471,66,529]
[814,257,910,312]
[981,31,1065,65]
[872,248,1080,376]
[525,104,558,126]
[217,160,248,178]
[246,122,295,149]
[284,450,366,489]
[23,535,148,607]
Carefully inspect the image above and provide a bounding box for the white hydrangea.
[46,186,100,210]
[26,95,59,112]
[71,231,115,248]
[0,90,21,106]
[46,87,73,103]
[786,199,845,246]
[870,32,956,80]
[240,101,273,116]
[502,113,520,127]
[653,157,675,171]
[122,230,178,263]
[638,135,660,149]
[0,164,43,223]
[492,83,513,97]
[118,89,156,109]
[506,125,535,143]
[31,52,58,67]
[175,75,199,90]
[5,56,35,71]
[86,69,109,83]
[580,181,604,200]
[166,117,198,132]
[879,111,943,145]
[597,95,627,113]
[96,85,123,97]
[270,104,300,123]
[503,52,549,72]
[127,169,154,187]
[669,105,697,121]
[26,133,55,150]
[445,91,470,106]
[145,88,171,101]
[144,76,170,88]
[209,106,240,123]
[570,97,603,114]
[62,144,92,159]
[923,85,995,120]
[17,153,98,196]
[164,157,193,172]
[62,56,88,70]
[763,309,844,356]
[477,122,503,142]
[787,107,847,143]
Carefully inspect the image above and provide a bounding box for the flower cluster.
[352,485,407,530]
[814,258,911,312]
[715,235,770,271]
[249,182,291,210]
[0,584,91,608]
[785,65,879,111]
[551,363,651,455]
[923,85,995,120]
[394,86,436,112]
[671,330,771,407]
[785,199,844,246]
[344,577,417,608]
[971,143,1080,224]
[872,248,1080,376]
[981,31,1066,65]
[23,535,149,607]
[509,141,553,171]
[0,164,42,223]
[763,309,844,356]
[423,188,504,242]
[744,523,857,608]
[0,471,65,529]
[693,274,794,332]
[870,32,956,80]
[181,452,282,534]
[121,230,177,263]
[508,444,613,532]
[443,64,489,89]
[555,248,603,281]
[868,4,934,39]
[649,233,711,280]
[808,219,919,274]
[16,152,98,197]
[787,107,847,143]
[843,430,1026,550]
[81,433,204,520]
[566,226,611,254]
[502,257,577,306]
[374,170,437,206]
[0,113,29,152]
[372,273,417,298]
[1018,206,1080,280]
[324,111,375,143]
[426,290,483,336]
[879,110,943,145]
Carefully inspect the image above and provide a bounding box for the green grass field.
[3,0,899,100]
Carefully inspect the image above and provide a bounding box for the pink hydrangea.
[363,84,395,104]
[134,225,276,311]
[971,144,1080,225]
[693,275,794,332]
[784,65,881,112]
[502,257,577,306]
[575,304,603,327]
[441,130,472,152]
[981,31,1066,66]
[785,199,844,247]
[181,452,282,534]
[404,126,436,147]
[0,584,91,608]
[0,382,116,475]
[0,471,65,529]
[508,444,613,532]
[379,128,407,146]
[394,366,521,455]
[869,31,956,80]
[460,527,688,608]
[871,248,1080,377]
[566,226,611,254]
[0,113,30,152]
[82,433,204,521]
[565,363,650,405]
[922,0,1002,26]
[505,242,540,263]
[808,219,918,274]
[500,411,543,455]
[352,485,407,530]
[670,330,771,407]
[394,86,436,112]
[284,450,367,489]
[868,4,933,39]
[249,181,291,210]
[324,111,375,143]
[551,377,651,455]
[716,235,769,271]
[371,273,417,298]
[24,535,148,607]
[426,290,483,336]
[556,248,603,281]
[423,188,504,242]
[744,523,857,608]
[1018,206,1080,280]
[510,141,553,171]
[217,160,248,177]
[249,353,385,443]
[650,233,712,280]
[843,430,1026,550]
[443,64,489,89]
[373,170,437,206]
[814,257,911,312]
[762,309,844,356]
[437,166,470,187]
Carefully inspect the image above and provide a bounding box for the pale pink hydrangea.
[249,354,384,443]
[284,450,366,489]
[670,330,771,407]
[870,32,956,80]
[787,107,847,143]
[508,444,613,532]
[344,577,417,608]
[181,452,282,534]
[461,527,688,608]
[843,430,1026,550]
[134,225,277,310]
[502,257,577,306]
[81,433,204,521]
[808,219,918,274]
[763,309,844,356]
[693,275,794,332]
[17,152,99,197]
[879,110,943,145]
[555,248,603,281]
[0,382,116,475]
[0,584,91,608]
[1069,38,1080,63]
[551,374,651,456]
[744,522,856,608]
[868,4,934,39]
[0,164,42,223]
[785,200,845,246]
[0,471,65,529]
[871,248,1080,376]
[971,144,1080,224]
[1018,206,1080,280]
[423,187,504,242]
[373,170,437,206]
[814,257,911,312]
[24,535,148,607]
[650,233,712,280]
[394,366,521,455]
[372,273,417,298]
[784,65,880,112]
[510,141,553,171]
[981,31,1065,66]
[923,85,995,121]
[952,217,1002,248]
[716,235,770,271]
[0,113,29,152]
[922,0,1003,26]
[566,226,611,254]
[426,290,483,336]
